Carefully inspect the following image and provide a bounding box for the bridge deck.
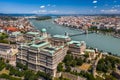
[69,31,93,37]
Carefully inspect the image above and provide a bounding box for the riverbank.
[112,34,120,39]
[29,19,120,56]
[54,16,120,39]
[88,27,120,39]
[87,46,120,58]
[35,16,52,21]
[29,18,120,62]
[0,16,37,33]
[54,21,120,39]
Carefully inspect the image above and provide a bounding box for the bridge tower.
[65,32,69,36]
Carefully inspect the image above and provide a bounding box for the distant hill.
[0,13,120,17]
[0,13,36,17]
[35,16,52,20]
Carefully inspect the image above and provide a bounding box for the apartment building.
[17,30,68,76]
[0,43,17,61]
[16,29,86,77]
[68,40,86,55]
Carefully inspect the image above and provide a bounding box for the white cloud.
[47,4,51,7]
[112,7,115,9]
[40,5,45,9]
[46,4,56,7]
[100,9,120,14]
[114,5,120,8]
[52,5,56,7]
[32,11,38,14]
[32,10,77,14]
[49,10,59,13]
[101,10,104,11]
[104,4,109,7]
[114,0,117,3]
[93,0,98,4]
[39,10,47,13]
[94,6,97,8]
[33,10,59,14]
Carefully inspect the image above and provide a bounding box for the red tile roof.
[5,27,18,32]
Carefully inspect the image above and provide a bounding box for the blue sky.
[0,0,120,14]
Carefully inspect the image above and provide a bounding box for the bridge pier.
[85,30,88,34]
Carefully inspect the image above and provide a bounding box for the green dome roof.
[41,28,47,32]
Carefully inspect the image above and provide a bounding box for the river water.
[30,19,120,55]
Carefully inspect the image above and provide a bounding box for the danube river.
[30,19,120,55]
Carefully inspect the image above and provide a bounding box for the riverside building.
[9,31,24,43]
[25,31,40,41]
[16,29,68,77]
[68,40,86,55]
[0,43,18,61]
[16,28,86,77]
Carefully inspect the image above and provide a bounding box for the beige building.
[50,34,71,46]
[17,30,69,77]
[68,41,86,55]
[16,29,86,77]
[17,40,68,77]
[25,31,40,41]
[0,43,17,61]
[85,49,97,60]
[9,31,24,43]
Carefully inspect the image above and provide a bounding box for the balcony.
[17,56,27,61]
[28,49,38,53]
[28,60,37,64]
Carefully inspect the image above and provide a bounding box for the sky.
[0,0,120,14]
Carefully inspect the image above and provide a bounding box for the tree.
[24,70,37,80]
[0,74,21,80]
[86,73,95,80]
[35,16,52,20]
[6,60,9,63]
[0,59,6,71]
[0,33,8,40]
[105,75,116,80]
[6,64,12,70]
[84,52,89,58]
[16,62,28,70]
[76,58,83,66]
[57,63,64,72]
[65,66,71,72]
[97,56,120,73]
[9,66,24,77]
[63,54,73,66]
[79,71,95,80]
[36,71,52,80]
[71,60,77,67]
[63,54,73,63]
